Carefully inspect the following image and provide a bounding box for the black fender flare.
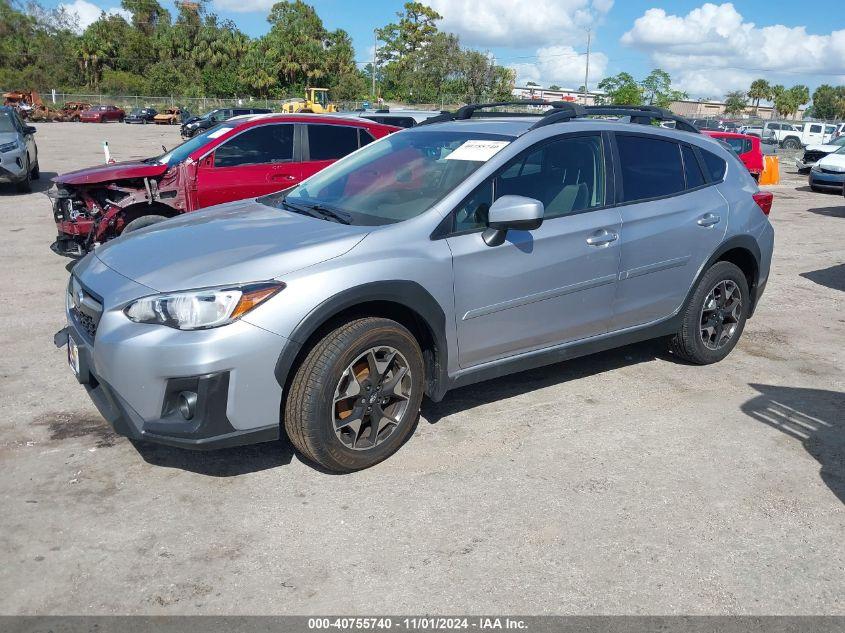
[684,234,763,316]
[274,280,450,403]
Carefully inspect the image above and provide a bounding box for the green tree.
[548,84,561,91]
[597,72,642,105]
[639,68,686,107]
[811,84,845,120]
[787,84,809,118]
[723,90,748,115]
[747,78,770,114]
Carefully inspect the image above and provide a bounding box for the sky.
[48,0,845,99]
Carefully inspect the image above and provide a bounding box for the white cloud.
[59,0,130,32]
[210,0,274,13]
[509,45,608,89]
[428,0,612,48]
[621,2,845,97]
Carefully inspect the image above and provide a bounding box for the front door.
[446,133,622,368]
[196,123,298,208]
[609,134,728,330]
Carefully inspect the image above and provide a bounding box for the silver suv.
[56,103,775,472]
[0,106,39,192]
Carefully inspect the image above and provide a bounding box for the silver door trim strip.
[620,255,690,281]
[462,274,618,321]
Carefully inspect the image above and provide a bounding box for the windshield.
[0,110,17,133]
[151,122,237,167]
[834,145,845,155]
[270,130,513,225]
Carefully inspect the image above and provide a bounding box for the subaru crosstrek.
[55,103,775,472]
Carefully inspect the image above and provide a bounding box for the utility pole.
[583,28,591,105]
[372,29,377,101]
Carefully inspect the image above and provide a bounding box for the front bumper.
[809,170,845,189]
[55,259,288,449]
[0,148,28,182]
[795,159,816,171]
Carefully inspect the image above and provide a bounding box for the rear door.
[804,123,825,146]
[195,123,299,207]
[609,134,728,330]
[300,123,365,179]
[446,132,622,368]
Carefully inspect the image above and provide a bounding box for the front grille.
[68,276,103,341]
[803,150,827,163]
[72,308,98,339]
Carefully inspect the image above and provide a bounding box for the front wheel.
[15,156,32,193]
[668,261,749,364]
[284,317,425,472]
[123,214,167,234]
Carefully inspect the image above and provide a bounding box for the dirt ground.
[0,122,842,615]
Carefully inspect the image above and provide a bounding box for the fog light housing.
[177,391,197,420]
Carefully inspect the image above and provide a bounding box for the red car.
[49,114,399,257]
[703,131,764,180]
[79,104,126,123]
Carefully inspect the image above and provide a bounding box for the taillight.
[753,191,773,216]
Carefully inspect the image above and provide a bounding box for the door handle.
[586,229,618,246]
[697,213,721,227]
[270,174,296,182]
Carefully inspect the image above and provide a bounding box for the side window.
[809,124,822,134]
[681,145,705,189]
[700,149,727,182]
[359,129,376,147]
[453,134,606,232]
[616,135,685,202]
[214,124,293,167]
[768,123,780,131]
[307,124,361,160]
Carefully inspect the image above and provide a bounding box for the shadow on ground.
[423,339,668,424]
[741,383,845,504]
[132,439,295,477]
[801,263,845,292]
[0,171,58,194]
[807,205,845,218]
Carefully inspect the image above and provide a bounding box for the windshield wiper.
[282,199,352,225]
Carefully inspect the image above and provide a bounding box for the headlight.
[124,281,284,330]
[0,140,20,153]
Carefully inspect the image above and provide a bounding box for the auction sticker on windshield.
[445,140,510,162]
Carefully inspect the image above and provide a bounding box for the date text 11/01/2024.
[307,618,529,630]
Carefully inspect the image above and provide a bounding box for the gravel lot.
[0,122,843,615]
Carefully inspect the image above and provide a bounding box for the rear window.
[307,124,361,160]
[723,137,751,155]
[682,145,705,188]
[700,149,727,181]
[810,124,822,133]
[616,135,685,202]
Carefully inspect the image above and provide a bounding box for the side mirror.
[24,126,36,135]
[483,195,544,246]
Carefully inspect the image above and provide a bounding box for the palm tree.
[748,78,770,115]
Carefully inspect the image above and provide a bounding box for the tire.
[668,261,749,365]
[122,214,168,234]
[781,138,800,150]
[810,184,822,192]
[15,156,32,193]
[31,160,40,180]
[284,317,425,472]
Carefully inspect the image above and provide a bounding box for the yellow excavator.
[281,87,338,114]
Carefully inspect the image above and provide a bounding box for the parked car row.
[52,103,775,472]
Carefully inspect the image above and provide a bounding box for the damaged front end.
[48,163,193,258]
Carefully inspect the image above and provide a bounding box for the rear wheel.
[284,317,425,472]
[668,261,749,365]
[781,138,800,150]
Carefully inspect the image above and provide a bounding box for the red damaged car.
[50,114,399,257]
[703,131,764,180]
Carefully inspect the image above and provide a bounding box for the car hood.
[53,160,168,185]
[805,143,842,153]
[0,131,20,145]
[818,153,845,169]
[93,198,370,292]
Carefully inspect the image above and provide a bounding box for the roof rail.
[529,104,700,133]
[417,100,571,126]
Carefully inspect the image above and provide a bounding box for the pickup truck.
[742,121,835,148]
